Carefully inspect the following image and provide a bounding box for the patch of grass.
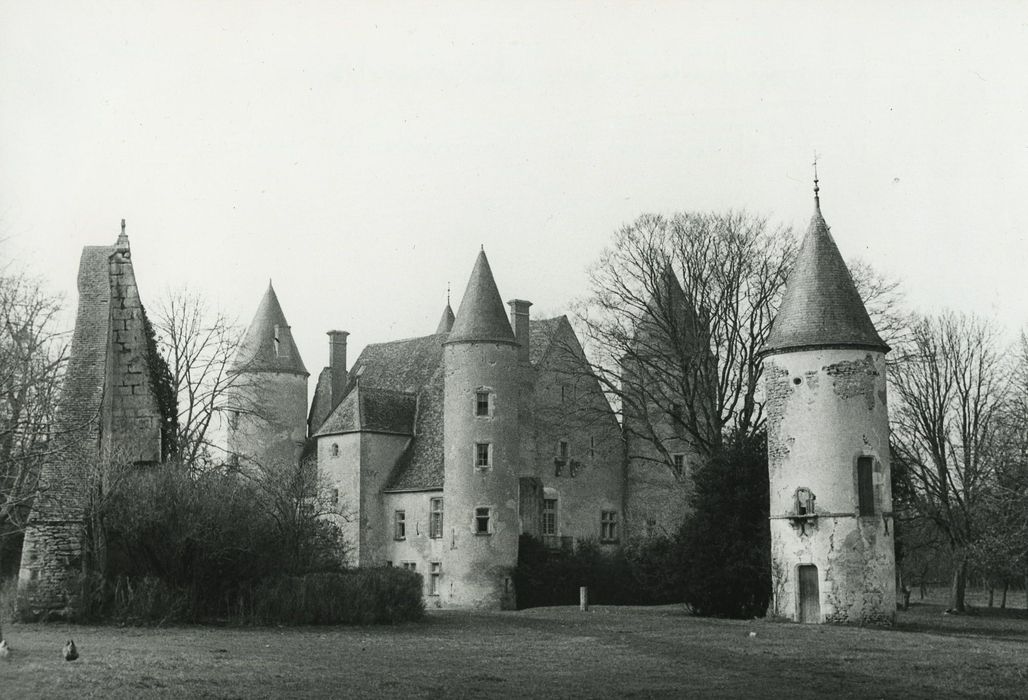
[0,604,1025,698]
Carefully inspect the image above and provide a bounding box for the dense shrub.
[513,535,681,609]
[248,569,424,625]
[678,431,771,618]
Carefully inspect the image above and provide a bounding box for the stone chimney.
[507,299,532,363]
[328,330,349,406]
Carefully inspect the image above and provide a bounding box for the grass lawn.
[1,593,1026,699]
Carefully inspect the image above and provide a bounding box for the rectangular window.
[672,454,685,477]
[402,561,416,571]
[429,561,442,595]
[600,510,619,543]
[394,510,406,540]
[476,391,490,417]
[557,440,569,461]
[857,457,875,516]
[542,498,558,536]
[429,497,444,538]
[331,488,339,506]
[474,507,492,535]
[475,443,491,469]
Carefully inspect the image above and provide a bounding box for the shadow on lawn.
[891,602,1028,643]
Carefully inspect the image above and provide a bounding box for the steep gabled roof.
[446,250,516,345]
[314,385,417,437]
[232,282,308,375]
[762,197,888,356]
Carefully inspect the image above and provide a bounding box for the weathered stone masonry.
[18,229,162,609]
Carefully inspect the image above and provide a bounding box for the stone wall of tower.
[442,341,521,608]
[764,348,895,624]
[227,370,308,471]
[19,240,162,610]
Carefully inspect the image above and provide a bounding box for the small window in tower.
[600,510,619,543]
[589,436,596,461]
[475,443,491,470]
[557,440,569,461]
[429,561,442,595]
[401,561,417,572]
[672,453,685,477]
[857,457,875,516]
[394,510,406,540]
[429,497,444,538]
[273,324,281,357]
[331,488,339,506]
[331,443,340,457]
[474,506,492,535]
[475,390,491,417]
[542,498,558,536]
[560,385,566,403]
[671,403,682,423]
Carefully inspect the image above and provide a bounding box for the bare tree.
[0,273,66,639]
[889,312,1009,612]
[570,211,795,469]
[151,289,245,469]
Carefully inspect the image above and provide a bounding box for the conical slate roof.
[762,198,889,356]
[231,282,309,374]
[446,250,516,345]
[435,303,455,334]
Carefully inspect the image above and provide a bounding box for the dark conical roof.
[446,250,517,345]
[762,198,889,356]
[231,282,309,374]
[435,303,455,334]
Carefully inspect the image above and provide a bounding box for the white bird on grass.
[0,639,10,660]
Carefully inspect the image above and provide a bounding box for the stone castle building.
[760,184,896,624]
[19,184,896,617]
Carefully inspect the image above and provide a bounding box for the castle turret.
[436,300,455,335]
[442,249,521,608]
[228,281,309,471]
[760,179,895,624]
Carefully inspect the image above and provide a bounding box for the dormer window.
[273,324,281,357]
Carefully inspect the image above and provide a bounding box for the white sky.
[3,1,1028,377]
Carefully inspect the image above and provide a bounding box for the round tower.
[228,281,309,471]
[442,250,521,608]
[760,182,895,624]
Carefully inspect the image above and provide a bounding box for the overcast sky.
[3,1,1027,378]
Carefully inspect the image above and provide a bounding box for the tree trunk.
[949,556,968,612]
[988,586,994,608]
[1000,581,1008,609]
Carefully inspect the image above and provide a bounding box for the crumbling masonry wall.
[765,348,896,625]
[18,238,161,610]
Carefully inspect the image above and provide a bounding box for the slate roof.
[762,198,889,356]
[313,317,567,491]
[435,303,455,334]
[446,250,517,345]
[315,385,418,436]
[232,282,309,375]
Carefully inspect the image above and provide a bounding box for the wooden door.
[798,565,821,623]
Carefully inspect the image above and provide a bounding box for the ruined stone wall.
[19,239,162,610]
[764,348,895,625]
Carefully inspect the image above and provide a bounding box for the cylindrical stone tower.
[760,184,896,625]
[228,282,309,471]
[442,250,521,608]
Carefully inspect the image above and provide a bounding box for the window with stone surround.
[857,457,875,516]
[394,510,406,540]
[600,510,619,543]
[475,390,492,417]
[429,497,444,538]
[429,561,442,595]
[542,498,558,536]
[475,442,491,470]
[474,506,492,535]
[672,453,685,477]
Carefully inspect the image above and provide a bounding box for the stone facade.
[19,227,163,609]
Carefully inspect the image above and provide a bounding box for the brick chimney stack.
[328,330,349,407]
[507,299,532,363]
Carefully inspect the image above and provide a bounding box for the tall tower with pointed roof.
[227,282,309,471]
[760,181,895,624]
[442,249,521,608]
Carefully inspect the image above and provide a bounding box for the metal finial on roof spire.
[813,152,820,204]
[116,218,130,249]
[447,282,451,306]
